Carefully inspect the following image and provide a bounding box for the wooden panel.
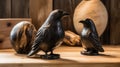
[53,0,82,32]
[0,46,120,67]
[110,0,120,44]
[0,0,11,18]
[100,0,110,44]
[53,0,111,44]
[30,0,52,29]
[0,18,31,49]
[11,0,29,18]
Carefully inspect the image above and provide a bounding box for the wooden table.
[0,46,120,67]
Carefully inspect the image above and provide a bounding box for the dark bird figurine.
[28,9,69,59]
[79,18,104,55]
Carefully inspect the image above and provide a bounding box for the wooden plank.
[0,64,120,67]
[0,46,120,67]
[53,0,82,32]
[0,0,11,18]
[30,0,52,29]
[0,18,31,49]
[110,0,120,44]
[11,0,29,18]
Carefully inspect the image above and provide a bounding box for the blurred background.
[0,0,120,45]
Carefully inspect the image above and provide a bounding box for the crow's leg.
[81,48,99,55]
[48,50,60,59]
[40,52,49,59]
[40,51,60,59]
[50,50,60,56]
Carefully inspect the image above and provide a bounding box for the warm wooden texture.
[0,46,120,67]
[54,0,109,43]
[0,18,31,49]
[100,0,120,44]
[53,0,82,32]
[30,0,52,30]
[100,0,110,44]
[63,31,81,46]
[11,0,29,18]
[0,0,29,18]
[53,0,120,45]
[109,0,120,44]
[0,0,11,18]
[0,0,120,44]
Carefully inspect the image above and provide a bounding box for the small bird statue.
[79,18,104,55]
[28,9,69,59]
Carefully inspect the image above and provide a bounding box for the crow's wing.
[88,32,104,52]
[28,27,48,56]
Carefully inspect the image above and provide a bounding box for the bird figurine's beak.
[63,11,69,16]
[79,20,85,23]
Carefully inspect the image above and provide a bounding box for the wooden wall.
[0,0,11,18]
[0,0,120,45]
[53,0,120,45]
[53,0,82,32]
[109,0,120,44]
[53,0,111,44]
[29,0,52,29]
[0,0,29,18]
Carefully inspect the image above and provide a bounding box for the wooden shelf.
[0,46,120,67]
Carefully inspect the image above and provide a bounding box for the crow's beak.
[79,20,85,23]
[63,11,69,15]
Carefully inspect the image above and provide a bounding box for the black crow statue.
[79,18,104,55]
[28,9,69,59]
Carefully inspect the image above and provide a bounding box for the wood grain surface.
[0,18,31,49]
[30,0,52,30]
[0,46,120,67]
[0,0,11,18]
[11,0,29,18]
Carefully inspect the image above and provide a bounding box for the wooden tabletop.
[0,46,120,67]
